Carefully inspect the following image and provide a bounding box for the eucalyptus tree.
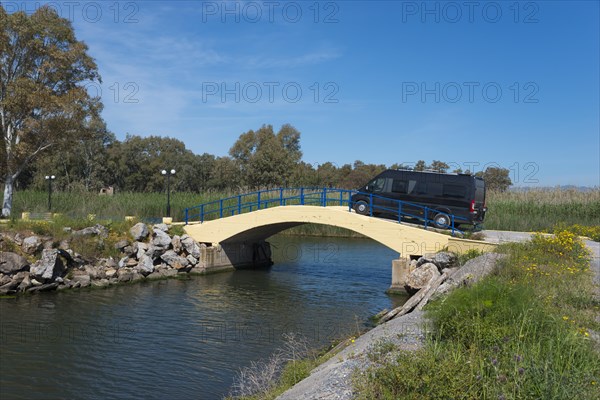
[0,5,101,217]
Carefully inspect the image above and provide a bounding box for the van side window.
[407,180,417,194]
[391,179,407,194]
[415,181,427,195]
[443,184,466,199]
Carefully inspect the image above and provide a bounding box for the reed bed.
[485,189,599,231]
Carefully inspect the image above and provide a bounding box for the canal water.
[0,236,405,399]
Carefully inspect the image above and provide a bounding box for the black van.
[350,169,486,228]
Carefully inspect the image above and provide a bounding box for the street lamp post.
[45,175,56,212]
[161,169,176,218]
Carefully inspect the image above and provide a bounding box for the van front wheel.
[354,201,370,216]
[433,213,451,229]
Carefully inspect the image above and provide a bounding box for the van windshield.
[368,178,386,193]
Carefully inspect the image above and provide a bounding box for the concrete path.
[276,311,427,400]
[481,229,535,244]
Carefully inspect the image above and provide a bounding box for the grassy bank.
[7,188,600,234]
[353,231,600,399]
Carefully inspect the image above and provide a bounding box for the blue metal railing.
[184,187,467,235]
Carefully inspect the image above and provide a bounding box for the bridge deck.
[184,205,495,257]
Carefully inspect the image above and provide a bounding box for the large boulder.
[180,235,202,259]
[72,224,108,238]
[152,229,172,249]
[30,249,66,282]
[416,252,458,271]
[135,254,154,276]
[114,239,130,251]
[186,255,198,266]
[22,235,42,254]
[0,231,23,246]
[171,235,182,253]
[118,256,130,269]
[404,262,440,295]
[160,250,189,270]
[105,268,118,279]
[0,281,18,294]
[0,252,29,274]
[130,223,149,241]
[435,253,506,296]
[84,265,105,280]
[0,274,12,286]
[153,223,169,233]
[134,242,148,260]
[17,272,32,292]
[70,271,91,288]
[145,244,164,260]
[91,279,110,288]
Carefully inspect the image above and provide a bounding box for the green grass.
[9,190,230,222]
[353,230,600,399]
[484,189,600,231]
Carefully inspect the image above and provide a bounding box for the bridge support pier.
[388,257,413,294]
[207,240,273,271]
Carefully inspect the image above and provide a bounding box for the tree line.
[15,122,512,194]
[0,6,511,217]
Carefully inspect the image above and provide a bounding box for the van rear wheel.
[433,213,451,229]
[354,200,370,216]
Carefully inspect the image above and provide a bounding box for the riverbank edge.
[243,237,600,400]
[0,221,273,297]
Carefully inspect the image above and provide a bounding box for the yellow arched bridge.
[183,188,495,258]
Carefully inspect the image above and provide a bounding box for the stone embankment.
[0,222,211,295]
[276,251,506,400]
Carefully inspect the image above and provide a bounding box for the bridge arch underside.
[222,222,308,244]
[184,206,457,257]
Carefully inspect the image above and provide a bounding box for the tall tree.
[31,119,115,191]
[229,124,302,188]
[430,160,450,173]
[105,135,196,192]
[1,6,102,216]
[414,160,427,172]
[476,167,512,191]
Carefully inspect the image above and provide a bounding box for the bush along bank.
[0,222,209,295]
[353,230,600,399]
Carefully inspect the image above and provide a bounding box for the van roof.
[392,168,472,177]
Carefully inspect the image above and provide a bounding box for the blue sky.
[10,1,599,186]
